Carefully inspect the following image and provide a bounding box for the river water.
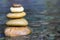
[0,0,59,40]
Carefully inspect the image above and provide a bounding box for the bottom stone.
[4,27,31,37]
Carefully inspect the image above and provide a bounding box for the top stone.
[10,3,24,12]
[13,3,22,7]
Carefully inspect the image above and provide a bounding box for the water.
[0,0,59,40]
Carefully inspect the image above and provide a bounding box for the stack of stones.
[4,4,31,37]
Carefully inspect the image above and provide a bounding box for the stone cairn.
[4,4,31,37]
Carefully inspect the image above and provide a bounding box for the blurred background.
[0,0,60,40]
